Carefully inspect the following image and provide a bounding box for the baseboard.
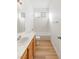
[35,32,51,36]
[50,39,61,59]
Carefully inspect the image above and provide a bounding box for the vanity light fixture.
[17,0,22,5]
[49,12,53,22]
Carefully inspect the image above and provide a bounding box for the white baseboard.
[35,32,51,36]
[50,39,61,59]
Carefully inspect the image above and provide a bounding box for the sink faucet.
[17,35,21,40]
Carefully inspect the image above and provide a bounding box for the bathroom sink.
[17,33,33,47]
[17,37,29,46]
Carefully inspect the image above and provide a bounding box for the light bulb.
[49,12,53,22]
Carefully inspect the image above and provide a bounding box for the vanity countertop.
[17,32,35,59]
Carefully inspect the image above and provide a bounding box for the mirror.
[17,11,25,33]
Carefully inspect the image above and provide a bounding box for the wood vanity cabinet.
[27,36,36,59]
[21,36,36,59]
[27,37,35,59]
[31,36,36,58]
[27,39,33,59]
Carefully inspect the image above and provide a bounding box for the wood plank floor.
[34,36,59,59]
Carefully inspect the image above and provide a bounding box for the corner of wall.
[50,37,61,59]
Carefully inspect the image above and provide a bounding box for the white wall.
[18,0,50,34]
[17,4,26,33]
[21,0,34,33]
[49,18,61,59]
[49,0,61,59]
[25,8,33,33]
[31,0,50,35]
[17,13,25,33]
[18,0,61,58]
[33,8,50,34]
[31,0,50,8]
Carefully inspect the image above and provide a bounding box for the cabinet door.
[28,41,33,59]
[34,36,36,56]
[32,36,36,57]
[21,49,27,59]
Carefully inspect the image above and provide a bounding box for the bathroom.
[17,0,61,59]
[1,0,79,59]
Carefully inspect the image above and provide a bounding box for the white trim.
[35,32,51,36]
[50,38,61,59]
